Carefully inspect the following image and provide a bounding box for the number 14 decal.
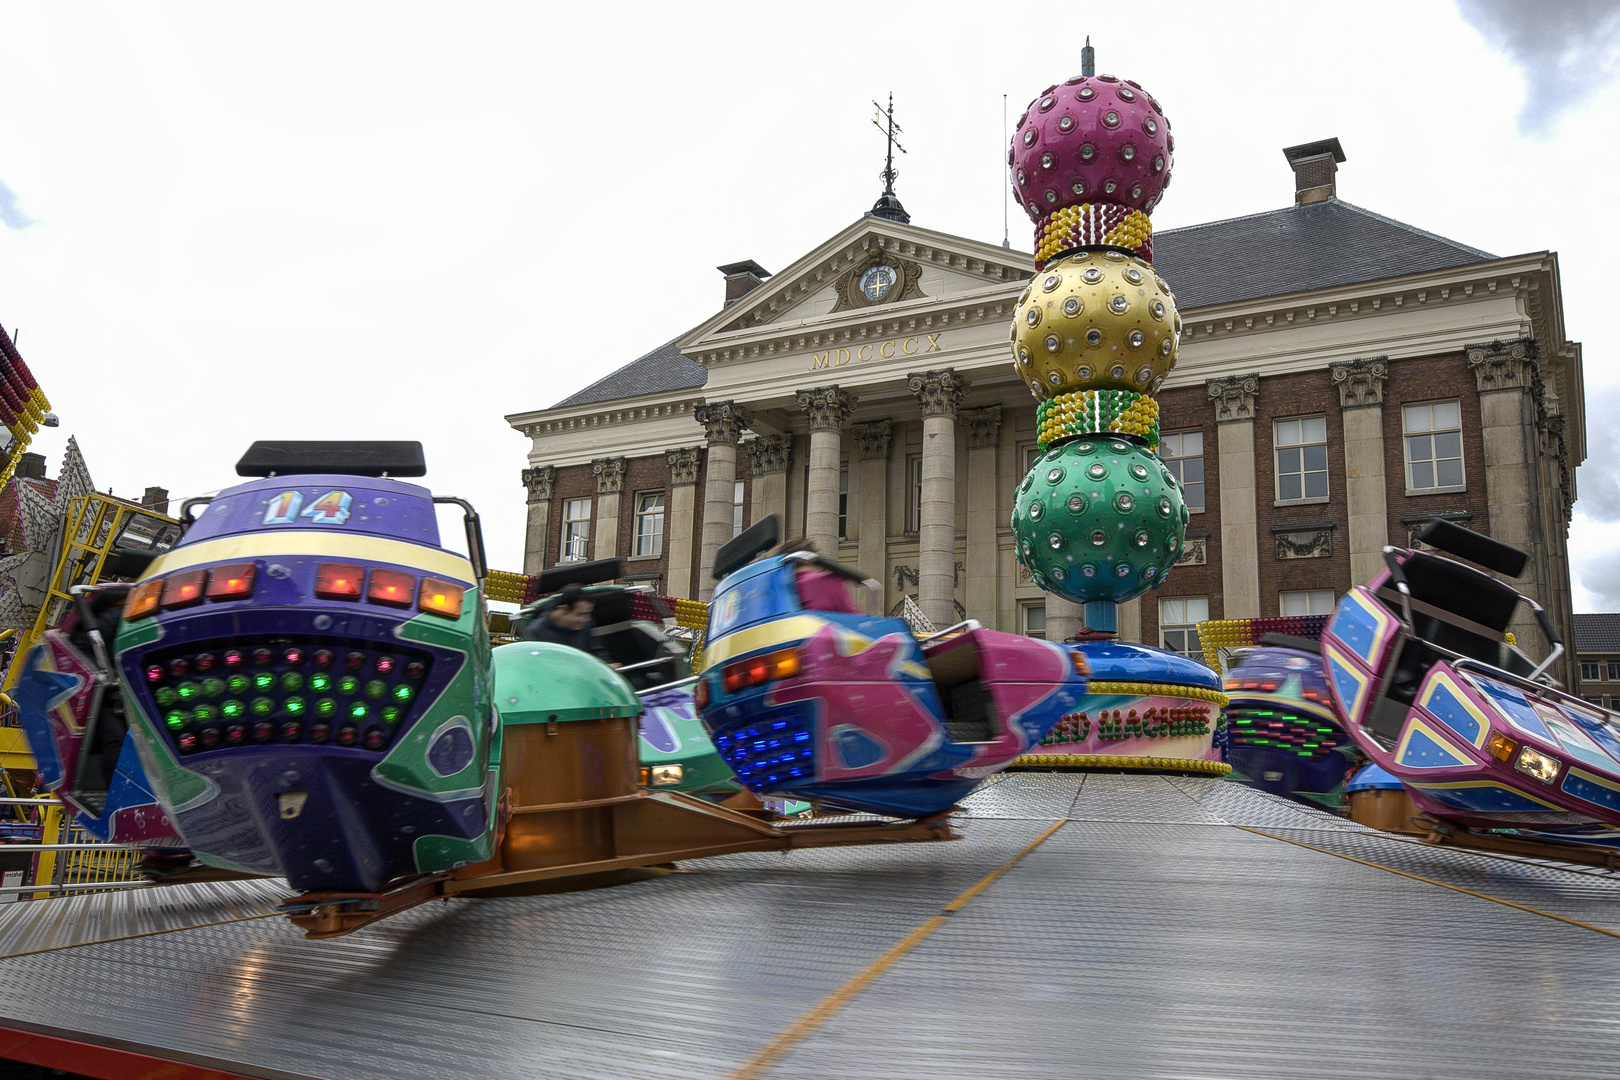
[262,490,353,526]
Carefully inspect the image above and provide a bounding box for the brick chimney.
[718,260,772,306]
[1282,138,1346,205]
[14,453,46,481]
[141,486,170,516]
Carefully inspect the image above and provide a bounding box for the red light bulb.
[168,658,190,678]
[375,655,396,675]
[144,665,164,683]
[283,647,304,666]
[344,651,366,671]
[312,649,334,668]
[252,647,274,667]
[223,650,244,668]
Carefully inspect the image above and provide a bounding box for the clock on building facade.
[832,248,924,312]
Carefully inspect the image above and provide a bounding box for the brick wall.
[1380,350,1492,546]
[1141,382,1222,647]
[1252,369,1354,616]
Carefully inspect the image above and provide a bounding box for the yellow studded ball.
[1010,250,1182,399]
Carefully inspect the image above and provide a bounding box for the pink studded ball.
[1010,74,1174,226]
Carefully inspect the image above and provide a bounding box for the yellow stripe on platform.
[144,531,474,584]
[725,820,1067,1080]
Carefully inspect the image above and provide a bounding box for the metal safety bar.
[917,619,982,643]
[636,675,700,697]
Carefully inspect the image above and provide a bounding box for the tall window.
[633,491,665,557]
[838,468,849,541]
[561,498,591,562]
[1607,662,1620,682]
[1403,400,1464,492]
[1021,601,1047,640]
[1159,430,1205,511]
[1160,596,1209,657]
[1583,662,1601,682]
[1280,589,1336,616]
[906,455,923,534]
[732,480,745,537]
[1274,416,1328,502]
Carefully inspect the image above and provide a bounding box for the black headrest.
[537,558,621,593]
[102,548,156,580]
[1416,519,1527,579]
[1403,550,1520,633]
[236,441,426,478]
[1258,632,1322,655]
[714,514,780,580]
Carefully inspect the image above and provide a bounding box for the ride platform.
[2,772,1619,1079]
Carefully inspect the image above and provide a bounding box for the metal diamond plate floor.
[3,773,1620,1080]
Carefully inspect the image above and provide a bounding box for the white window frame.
[1402,399,1465,495]
[1582,662,1601,683]
[1159,596,1209,657]
[632,490,665,558]
[1159,429,1205,513]
[1274,415,1330,506]
[1280,589,1336,616]
[732,479,745,538]
[838,465,849,541]
[1606,661,1620,682]
[905,454,923,535]
[1020,600,1047,640]
[560,498,591,563]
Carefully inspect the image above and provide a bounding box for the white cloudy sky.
[1,1,1618,603]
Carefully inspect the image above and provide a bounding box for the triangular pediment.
[680,217,1033,354]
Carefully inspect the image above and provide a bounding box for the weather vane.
[872,93,906,196]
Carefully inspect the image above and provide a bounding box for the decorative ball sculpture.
[1010,75,1174,253]
[1011,250,1182,398]
[1008,69,1187,628]
[1012,438,1189,603]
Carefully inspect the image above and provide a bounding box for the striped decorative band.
[1011,753,1232,775]
[1035,203,1153,269]
[1036,389,1160,450]
[1085,680,1229,706]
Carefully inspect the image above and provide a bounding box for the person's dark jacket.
[520,609,610,662]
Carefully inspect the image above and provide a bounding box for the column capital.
[907,368,969,418]
[959,406,1002,449]
[591,456,626,495]
[742,434,793,475]
[850,420,893,461]
[1329,356,1388,409]
[796,385,856,432]
[521,465,555,504]
[1206,373,1260,423]
[1466,337,1539,393]
[665,446,702,486]
[694,399,751,445]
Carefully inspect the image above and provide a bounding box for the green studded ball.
[1011,437,1190,605]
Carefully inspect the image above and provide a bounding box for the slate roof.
[549,199,1495,409]
[1151,199,1494,309]
[1574,613,1620,654]
[552,337,708,409]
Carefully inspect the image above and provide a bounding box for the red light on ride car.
[721,647,801,695]
[368,569,415,608]
[315,563,364,600]
[161,570,208,609]
[205,563,256,600]
[417,578,464,619]
[123,580,164,621]
[693,679,710,710]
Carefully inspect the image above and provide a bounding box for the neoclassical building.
[508,142,1586,685]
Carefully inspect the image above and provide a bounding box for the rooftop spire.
[869,92,910,224]
[1081,36,1094,78]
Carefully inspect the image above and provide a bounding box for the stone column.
[695,400,750,600]
[850,421,892,589]
[663,447,702,599]
[909,369,968,627]
[520,466,555,575]
[743,434,792,533]
[1117,597,1142,644]
[1208,374,1261,619]
[591,457,626,564]
[1468,339,1552,656]
[961,406,1001,627]
[796,386,855,558]
[1331,356,1391,586]
[1045,595,1085,644]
